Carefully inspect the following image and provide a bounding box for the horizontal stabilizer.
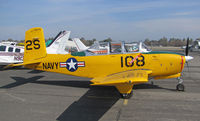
[4,61,41,69]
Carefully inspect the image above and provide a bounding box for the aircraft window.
[8,47,14,52]
[65,47,78,53]
[89,42,108,50]
[15,48,21,53]
[110,43,122,53]
[125,44,139,52]
[0,45,6,51]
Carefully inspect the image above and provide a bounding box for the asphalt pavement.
[0,51,200,121]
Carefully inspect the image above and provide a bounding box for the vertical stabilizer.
[73,38,88,51]
[24,27,47,62]
[57,31,72,54]
[46,31,71,54]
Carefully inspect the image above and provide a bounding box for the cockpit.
[71,41,151,56]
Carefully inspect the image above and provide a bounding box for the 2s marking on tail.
[26,39,40,50]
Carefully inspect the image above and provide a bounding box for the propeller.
[184,38,193,77]
[185,37,189,56]
[185,38,193,62]
[176,38,193,91]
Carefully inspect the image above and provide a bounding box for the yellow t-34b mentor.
[7,27,193,98]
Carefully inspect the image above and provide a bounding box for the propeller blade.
[185,38,189,56]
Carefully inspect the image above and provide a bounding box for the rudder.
[24,27,47,62]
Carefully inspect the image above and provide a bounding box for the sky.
[0,0,200,41]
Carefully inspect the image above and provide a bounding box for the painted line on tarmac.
[5,93,26,102]
[123,99,128,106]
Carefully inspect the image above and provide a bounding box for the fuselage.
[0,44,24,65]
[26,51,185,79]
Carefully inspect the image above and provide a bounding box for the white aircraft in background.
[182,39,200,52]
[0,43,24,65]
[46,30,78,54]
[0,42,17,46]
[73,38,89,51]
[73,38,108,54]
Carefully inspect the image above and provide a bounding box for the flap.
[91,69,152,86]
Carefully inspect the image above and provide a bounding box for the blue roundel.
[66,58,78,72]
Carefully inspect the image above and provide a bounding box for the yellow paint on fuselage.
[26,53,185,79]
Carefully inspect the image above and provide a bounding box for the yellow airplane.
[7,27,193,98]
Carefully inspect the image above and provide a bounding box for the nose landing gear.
[121,90,133,99]
[176,77,184,91]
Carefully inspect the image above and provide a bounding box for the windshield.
[125,43,139,52]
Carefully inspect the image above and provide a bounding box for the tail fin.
[73,38,88,51]
[57,31,71,54]
[46,31,71,54]
[4,27,46,69]
[24,27,47,62]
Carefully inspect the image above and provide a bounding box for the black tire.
[176,84,184,91]
[121,91,133,99]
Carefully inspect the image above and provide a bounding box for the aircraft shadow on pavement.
[56,86,120,121]
[133,83,177,92]
[34,80,177,91]
[0,66,29,71]
[0,76,44,89]
[28,70,44,74]
[33,80,91,88]
[1,75,177,91]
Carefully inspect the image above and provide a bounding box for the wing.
[91,69,152,94]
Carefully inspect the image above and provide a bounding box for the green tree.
[144,38,151,46]
[158,37,168,46]
[103,37,112,42]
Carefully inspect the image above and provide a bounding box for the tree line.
[144,37,199,47]
[1,37,200,47]
[79,37,200,47]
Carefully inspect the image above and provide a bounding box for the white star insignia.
[67,59,76,70]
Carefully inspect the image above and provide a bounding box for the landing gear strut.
[121,91,133,99]
[176,77,184,91]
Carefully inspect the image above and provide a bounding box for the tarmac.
[0,50,200,121]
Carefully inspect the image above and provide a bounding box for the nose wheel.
[176,77,184,91]
[121,91,133,99]
[176,83,184,91]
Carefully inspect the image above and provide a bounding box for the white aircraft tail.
[56,31,71,54]
[73,38,88,51]
[46,31,71,54]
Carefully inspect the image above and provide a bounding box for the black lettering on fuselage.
[43,62,59,69]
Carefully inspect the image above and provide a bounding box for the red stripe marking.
[181,56,184,71]
[129,53,142,64]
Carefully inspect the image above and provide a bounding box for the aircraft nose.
[185,56,193,62]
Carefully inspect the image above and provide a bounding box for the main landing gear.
[176,77,184,91]
[121,90,133,99]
